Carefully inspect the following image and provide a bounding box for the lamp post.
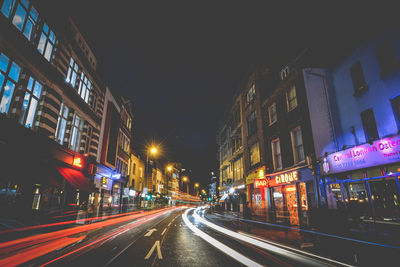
[194,183,199,196]
[145,146,158,207]
[182,176,189,194]
[165,165,172,196]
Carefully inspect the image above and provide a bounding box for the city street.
[1,205,398,266]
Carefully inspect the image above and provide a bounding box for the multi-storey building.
[320,29,400,226]
[0,0,105,219]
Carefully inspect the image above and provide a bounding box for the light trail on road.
[0,206,185,266]
[194,207,353,267]
[182,208,264,267]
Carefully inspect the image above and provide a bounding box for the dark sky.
[60,1,396,187]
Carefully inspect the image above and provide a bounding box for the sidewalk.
[207,209,400,266]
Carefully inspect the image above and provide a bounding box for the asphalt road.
[1,206,399,266]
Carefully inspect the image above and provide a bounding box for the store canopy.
[56,166,92,192]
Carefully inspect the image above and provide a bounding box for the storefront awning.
[56,166,92,192]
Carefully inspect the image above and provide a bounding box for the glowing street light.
[194,183,199,188]
[182,176,188,182]
[150,146,158,155]
[167,165,172,172]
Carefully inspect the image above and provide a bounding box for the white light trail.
[182,208,263,267]
[193,207,354,267]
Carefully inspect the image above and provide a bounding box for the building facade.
[320,29,400,226]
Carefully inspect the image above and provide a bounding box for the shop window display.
[369,178,400,223]
[284,185,299,225]
[326,183,345,210]
[343,181,372,221]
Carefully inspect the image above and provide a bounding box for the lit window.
[286,84,298,112]
[268,102,277,125]
[70,113,83,152]
[246,84,256,105]
[66,57,79,87]
[19,76,42,128]
[78,72,91,103]
[1,0,39,41]
[233,156,243,180]
[291,127,305,163]
[249,142,260,167]
[37,23,56,62]
[55,103,69,144]
[247,110,257,136]
[0,53,21,114]
[272,139,282,170]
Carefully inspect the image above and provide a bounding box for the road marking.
[168,222,172,227]
[182,208,262,267]
[144,240,163,260]
[144,228,157,237]
[161,228,167,236]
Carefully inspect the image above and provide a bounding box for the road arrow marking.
[144,228,157,237]
[144,240,163,260]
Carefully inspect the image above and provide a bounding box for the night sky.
[60,1,396,187]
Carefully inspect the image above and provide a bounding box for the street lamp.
[166,165,173,195]
[182,176,189,193]
[144,145,159,207]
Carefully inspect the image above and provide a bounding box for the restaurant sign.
[322,134,400,175]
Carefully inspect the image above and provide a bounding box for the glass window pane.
[30,6,38,21]
[49,30,56,43]
[62,105,69,117]
[32,81,42,98]
[0,74,4,89]
[43,23,49,34]
[20,0,29,8]
[71,72,77,86]
[27,76,34,91]
[369,178,400,222]
[25,97,37,128]
[12,4,27,31]
[44,43,53,61]
[0,81,16,113]
[23,19,33,39]
[19,91,30,124]
[37,33,46,54]
[1,0,15,18]
[57,119,66,144]
[9,62,21,82]
[0,53,10,73]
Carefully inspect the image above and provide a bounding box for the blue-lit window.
[37,23,56,62]
[55,103,69,144]
[70,113,83,152]
[0,52,21,114]
[1,0,39,41]
[66,57,79,87]
[19,76,42,128]
[78,72,91,103]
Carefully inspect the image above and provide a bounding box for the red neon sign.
[254,179,268,188]
[268,170,298,187]
[73,156,83,168]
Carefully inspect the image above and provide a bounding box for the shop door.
[284,184,299,225]
[272,186,284,223]
[343,181,372,222]
[298,182,309,225]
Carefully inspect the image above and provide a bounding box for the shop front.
[322,135,400,226]
[255,167,315,226]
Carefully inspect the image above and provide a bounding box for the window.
[286,84,298,111]
[55,103,69,144]
[247,110,257,136]
[233,156,243,180]
[116,157,129,177]
[391,95,400,130]
[376,40,398,77]
[78,72,91,103]
[246,84,256,104]
[19,76,42,128]
[231,107,241,129]
[249,142,260,167]
[0,53,21,114]
[37,23,56,62]
[350,61,367,94]
[139,167,143,178]
[70,113,83,152]
[231,131,242,152]
[66,57,79,87]
[272,139,282,170]
[268,102,277,125]
[361,109,379,141]
[118,130,130,153]
[1,0,39,41]
[132,163,136,175]
[291,127,305,163]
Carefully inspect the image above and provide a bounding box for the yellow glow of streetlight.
[194,183,199,188]
[182,176,188,182]
[150,147,158,155]
[167,165,172,171]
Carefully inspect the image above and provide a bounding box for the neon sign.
[267,170,299,187]
[254,179,268,188]
[72,156,83,168]
[322,134,400,174]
